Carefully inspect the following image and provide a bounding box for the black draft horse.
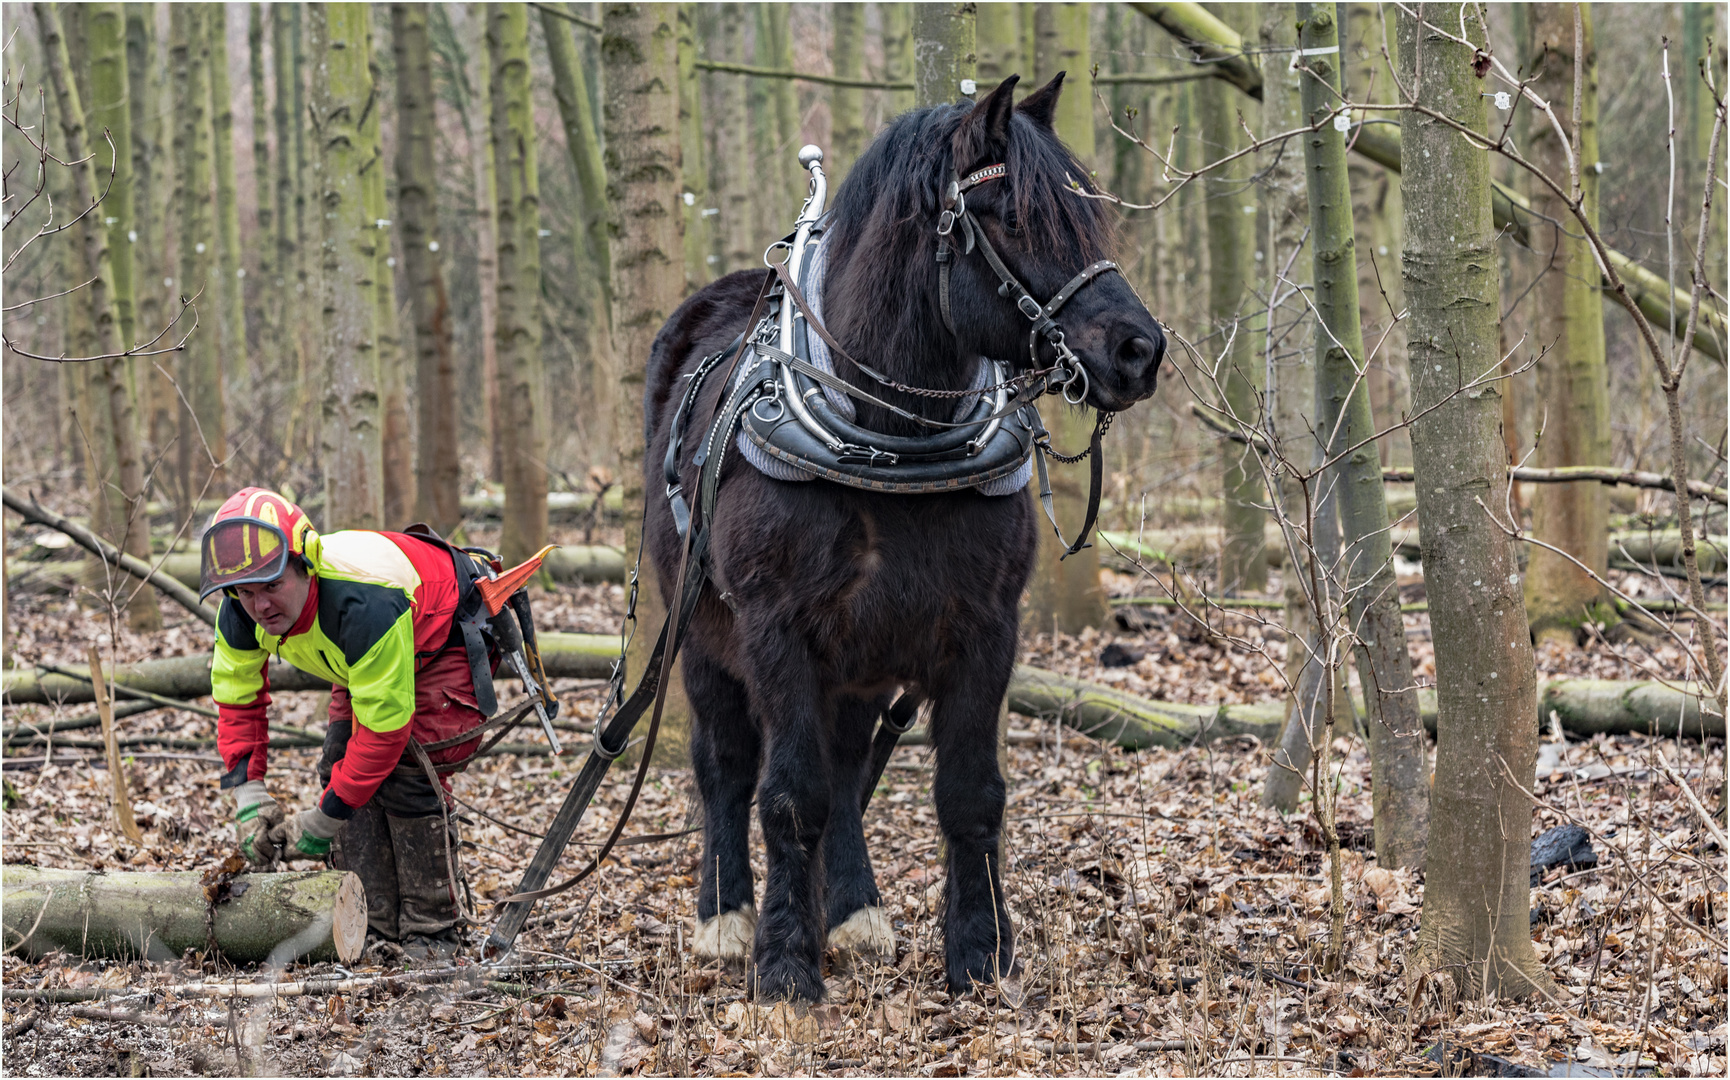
[643,74,1166,1002]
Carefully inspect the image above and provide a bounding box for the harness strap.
[1033,410,1110,559]
[485,275,778,954]
[859,693,922,815]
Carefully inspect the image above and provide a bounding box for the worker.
[201,488,494,959]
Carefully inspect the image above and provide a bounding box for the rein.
[483,143,1132,961]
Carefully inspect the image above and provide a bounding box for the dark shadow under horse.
[643,74,1166,1002]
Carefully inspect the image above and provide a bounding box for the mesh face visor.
[199,516,292,600]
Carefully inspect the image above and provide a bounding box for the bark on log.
[3,633,615,706]
[11,545,630,595]
[2,865,365,965]
[1538,679,1720,741]
[1006,665,1282,749]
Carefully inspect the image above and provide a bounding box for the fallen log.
[11,545,631,595]
[460,489,623,521]
[4,656,328,706]
[2,865,365,965]
[1006,665,1282,749]
[1609,531,1728,574]
[1,699,158,739]
[1,489,217,626]
[1539,679,1720,740]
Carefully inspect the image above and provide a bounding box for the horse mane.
[819,96,1114,421]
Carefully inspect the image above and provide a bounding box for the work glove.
[231,780,285,867]
[269,806,344,861]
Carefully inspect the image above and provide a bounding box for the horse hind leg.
[822,694,894,962]
[686,651,761,966]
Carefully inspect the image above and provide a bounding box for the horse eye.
[999,205,1023,234]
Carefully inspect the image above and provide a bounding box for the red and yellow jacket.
[212,530,462,817]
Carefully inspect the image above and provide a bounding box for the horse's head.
[942,74,1166,412]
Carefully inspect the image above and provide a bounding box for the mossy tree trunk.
[1398,5,1552,1000]
[603,0,687,764]
[543,1,615,476]
[1257,0,1327,815]
[248,5,278,399]
[1522,4,1612,644]
[392,3,461,535]
[1024,3,1105,635]
[368,35,411,531]
[271,3,308,458]
[207,5,249,400]
[467,10,503,483]
[676,3,712,295]
[753,3,800,231]
[125,4,174,465]
[169,3,227,511]
[913,2,976,109]
[312,2,384,531]
[829,3,867,187]
[39,1,159,633]
[976,1,1025,95]
[1199,2,1266,596]
[487,3,547,566]
[710,3,752,276]
[1296,1,1426,870]
[881,2,914,116]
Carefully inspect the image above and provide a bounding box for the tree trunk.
[468,9,503,484]
[392,3,461,535]
[710,3,753,276]
[1296,1,1426,870]
[1256,1,1328,816]
[1023,3,1105,635]
[881,2,915,116]
[207,5,249,400]
[542,0,615,477]
[912,2,976,109]
[271,3,308,459]
[676,4,712,295]
[1198,2,1266,596]
[39,1,159,634]
[361,22,410,531]
[754,3,800,230]
[828,3,867,187]
[487,4,547,566]
[1522,4,1612,644]
[975,1,1024,95]
[1682,5,1726,292]
[248,4,278,410]
[313,2,384,532]
[169,3,227,510]
[126,3,174,466]
[1346,1,1409,468]
[84,4,137,353]
[3,865,365,966]
[1399,5,1552,1000]
[603,1,687,766]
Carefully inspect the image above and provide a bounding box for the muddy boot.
[388,811,465,959]
[330,801,400,942]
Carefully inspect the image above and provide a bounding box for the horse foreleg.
[930,657,1017,993]
[822,695,893,961]
[747,632,831,1001]
[687,652,761,965]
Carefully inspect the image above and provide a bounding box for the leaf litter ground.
[2,552,1724,1077]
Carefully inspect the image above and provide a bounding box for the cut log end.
[333,872,366,964]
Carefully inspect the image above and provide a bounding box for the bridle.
[934,162,1125,407]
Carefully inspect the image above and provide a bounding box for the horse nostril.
[1115,335,1160,374]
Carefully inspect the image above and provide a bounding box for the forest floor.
[1,523,1725,1077]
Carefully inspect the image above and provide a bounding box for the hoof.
[826,906,894,959]
[693,905,757,963]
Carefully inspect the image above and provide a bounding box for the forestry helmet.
[198,487,317,601]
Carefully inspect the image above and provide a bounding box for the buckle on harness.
[1016,294,1043,321]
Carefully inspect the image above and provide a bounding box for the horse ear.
[1017,71,1065,130]
[958,75,1018,162]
